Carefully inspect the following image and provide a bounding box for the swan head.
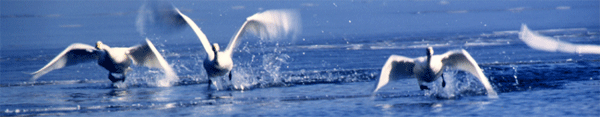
[426,47,434,58]
[96,41,104,50]
[95,41,112,51]
[212,43,220,54]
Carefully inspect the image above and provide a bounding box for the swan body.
[32,39,177,83]
[203,44,233,78]
[174,8,300,90]
[519,24,600,54]
[374,47,498,98]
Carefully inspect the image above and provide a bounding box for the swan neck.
[212,51,218,60]
[426,55,432,66]
[100,46,111,52]
[209,43,218,59]
[425,47,433,64]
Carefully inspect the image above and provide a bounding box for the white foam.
[556,6,571,10]
[464,42,505,47]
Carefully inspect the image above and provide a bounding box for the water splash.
[113,67,177,88]
[425,70,490,99]
[231,42,290,90]
[511,65,519,85]
[156,68,178,87]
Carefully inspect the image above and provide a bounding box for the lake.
[1,0,599,116]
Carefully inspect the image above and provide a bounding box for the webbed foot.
[108,73,126,83]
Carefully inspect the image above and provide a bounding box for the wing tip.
[372,88,381,94]
[144,38,151,43]
[459,49,468,54]
[372,74,388,94]
[174,7,182,14]
[520,23,530,34]
[29,73,42,81]
[487,91,499,98]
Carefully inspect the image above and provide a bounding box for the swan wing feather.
[175,8,214,57]
[441,50,498,98]
[519,24,600,54]
[224,9,301,56]
[31,43,100,80]
[374,55,416,93]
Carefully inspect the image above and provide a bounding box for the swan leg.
[441,73,446,88]
[207,78,212,90]
[108,73,118,82]
[420,85,430,90]
[228,71,232,81]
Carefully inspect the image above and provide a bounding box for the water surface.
[1,0,599,116]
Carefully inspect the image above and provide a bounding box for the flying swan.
[31,39,177,85]
[373,47,498,98]
[174,8,300,90]
[519,24,600,54]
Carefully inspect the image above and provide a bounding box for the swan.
[519,24,600,54]
[373,47,498,98]
[174,8,300,90]
[31,39,177,84]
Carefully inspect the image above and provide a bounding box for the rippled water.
[1,0,599,116]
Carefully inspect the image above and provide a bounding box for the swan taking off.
[519,24,600,54]
[373,47,498,98]
[31,39,177,86]
[174,8,300,90]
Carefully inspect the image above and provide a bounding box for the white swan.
[31,39,177,84]
[174,8,300,90]
[519,24,600,54]
[373,47,498,98]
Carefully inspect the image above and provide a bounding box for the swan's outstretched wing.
[128,39,177,77]
[441,50,498,98]
[224,9,301,56]
[519,24,600,54]
[175,8,214,58]
[135,1,186,36]
[31,43,101,80]
[373,55,416,93]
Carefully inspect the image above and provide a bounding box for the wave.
[285,27,594,51]
[3,59,597,88]
[487,28,588,36]
[0,89,423,116]
[1,75,525,116]
[289,40,506,50]
[2,60,598,116]
[480,59,600,66]
[407,5,593,15]
[0,79,108,88]
[0,11,136,19]
[1,14,62,18]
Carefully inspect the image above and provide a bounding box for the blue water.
[2,0,599,116]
